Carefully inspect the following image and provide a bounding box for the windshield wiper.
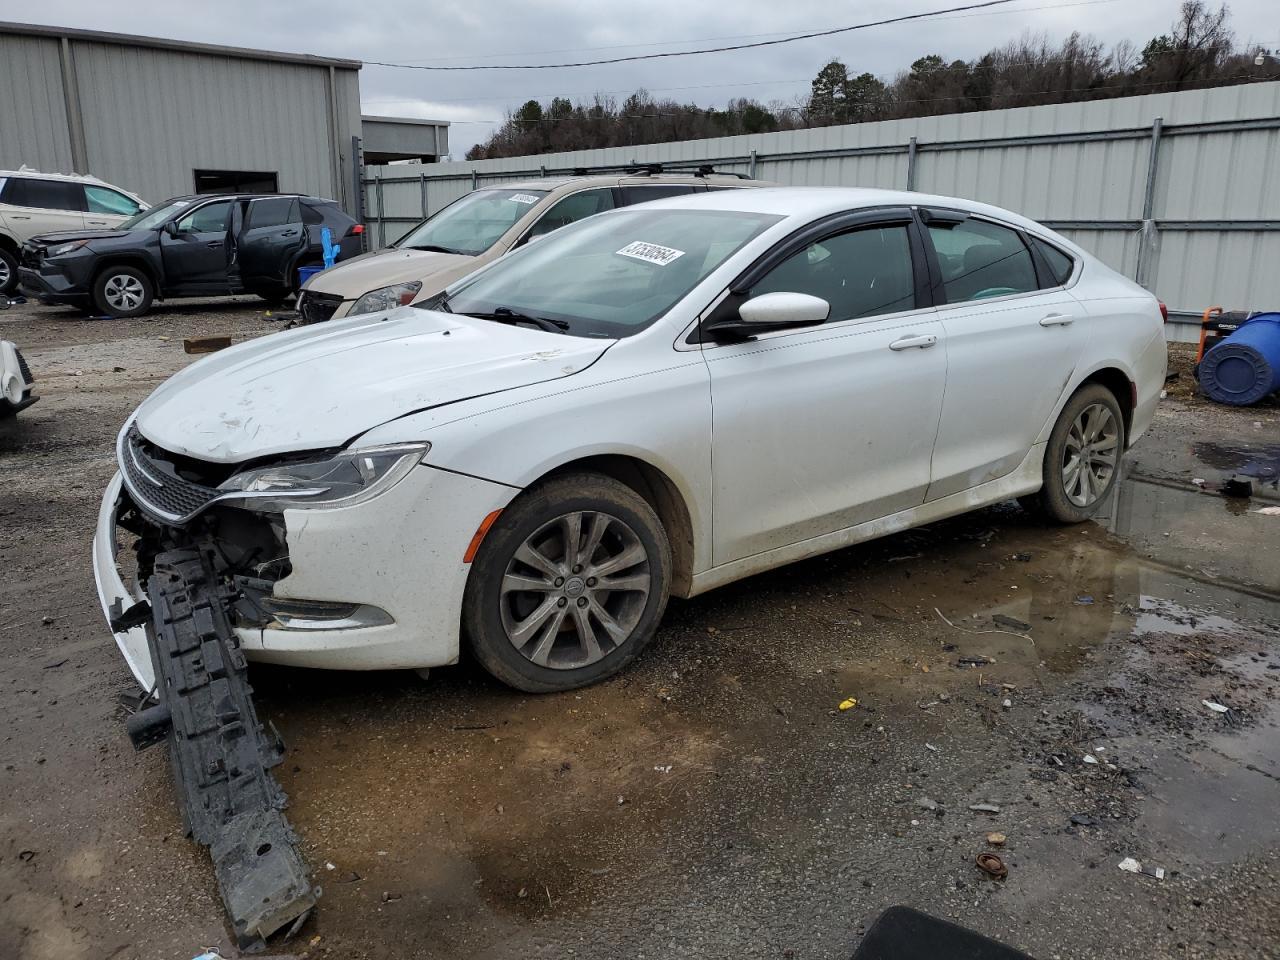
[469,306,570,334]
[405,243,463,255]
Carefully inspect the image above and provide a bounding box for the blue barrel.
[297,265,324,288]
[1199,312,1280,406]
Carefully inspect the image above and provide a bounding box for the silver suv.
[0,168,148,293]
[296,167,767,324]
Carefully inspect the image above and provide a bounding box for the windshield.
[430,207,781,338]
[119,198,193,231]
[394,188,550,256]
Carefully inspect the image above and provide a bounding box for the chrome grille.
[297,291,343,326]
[119,425,222,523]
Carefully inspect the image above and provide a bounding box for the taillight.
[349,223,365,236]
[1158,300,1169,322]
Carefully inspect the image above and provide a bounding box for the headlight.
[217,442,429,512]
[47,240,88,257]
[351,281,423,316]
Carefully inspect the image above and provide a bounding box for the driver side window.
[526,189,616,241]
[176,200,232,234]
[926,218,1037,302]
[749,224,916,323]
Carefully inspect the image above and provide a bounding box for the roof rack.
[563,161,751,180]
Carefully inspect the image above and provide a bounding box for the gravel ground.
[1,298,1279,960]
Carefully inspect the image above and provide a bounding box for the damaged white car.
[95,187,1167,696]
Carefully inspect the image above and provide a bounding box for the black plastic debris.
[143,547,315,948]
[853,905,1035,959]
[1221,477,1253,498]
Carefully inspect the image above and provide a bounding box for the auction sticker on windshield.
[616,241,686,266]
[508,194,541,204]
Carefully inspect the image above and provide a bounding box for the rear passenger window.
[927,218,1037,302]
[620,184,697,205]
[5,178,84,212]
[1030,236,1075,286]
[300,202,326,225]
[750,224,916,322]
[247,197,299,229]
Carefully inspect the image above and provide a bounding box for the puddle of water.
[1134,596,1242,637]
[1192,440,1280,487]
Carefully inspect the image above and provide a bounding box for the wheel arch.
[1077,365,1135,443]
[531,453,696,599]
[93,254,161,291]
[0,230,18,255]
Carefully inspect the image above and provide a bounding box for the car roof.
[161,193,336,204]
[485,173,759,192]
[628,186,1067,240]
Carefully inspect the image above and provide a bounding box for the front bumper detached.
[130,546,316,947]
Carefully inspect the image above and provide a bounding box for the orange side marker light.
[463,510,503,563]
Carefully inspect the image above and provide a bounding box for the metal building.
[0,22,445,215]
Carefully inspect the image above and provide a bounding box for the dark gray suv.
[18,193,362,317]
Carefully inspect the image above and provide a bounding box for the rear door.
[920,210,1090,500]
[237,197,305,288]
[618,182,700,206]
[160,199,234,290]
[1,178,86,240]
[520,188,618,245]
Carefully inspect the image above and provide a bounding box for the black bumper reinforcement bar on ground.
[133,546,316,948]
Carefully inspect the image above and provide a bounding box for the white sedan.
[95,187,1166,692]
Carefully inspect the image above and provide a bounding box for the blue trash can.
[297,265,324,288]
[1198,312,1280,406]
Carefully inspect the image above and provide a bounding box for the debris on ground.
[957,656,996,667]
[1202,699,1231,714]
[838,697,858,711]
[183,335,233,354]
[986,832,1006,846]
[1119,857,1166,880]
[1220,478,1254,498]
[992,614,1032,632]
[969,802,1001,814]
[1075,595,1095,605]
[1070,814,1100,827]
[976,853,1008,879]
[917,798,940,812]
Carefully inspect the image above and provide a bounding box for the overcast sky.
[2,0,1275,156]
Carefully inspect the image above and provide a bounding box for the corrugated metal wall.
[0,28,362,211]
[366,82,1280,339]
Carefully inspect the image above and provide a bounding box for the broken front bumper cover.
[94,481,316,946]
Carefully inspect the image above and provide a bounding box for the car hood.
[29,229,134,244]
[133,306,612,463]
[305,247,478,299]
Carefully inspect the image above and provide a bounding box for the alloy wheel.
[0,257,10,290]
[499,510,652,670]
[1062,402,1119,507]
[104,274,145,311]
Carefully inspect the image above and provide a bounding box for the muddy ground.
[1,298,1279,960]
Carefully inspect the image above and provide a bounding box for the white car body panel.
[132,307,613,462]
[95,186,1166,684]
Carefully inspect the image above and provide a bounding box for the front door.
[160,199,234,291]
[920,212,1091,500]
[237,197,306,289]
[703,213,947,565]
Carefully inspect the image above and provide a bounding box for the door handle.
[889,334,938,351]
[1039,313,1074,326]
[206,240,224,248]
[11,215,31,220]
[281,230,300,237]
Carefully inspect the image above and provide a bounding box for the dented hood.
[133,307,612,463]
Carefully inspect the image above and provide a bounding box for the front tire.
[93,266,153,318]
[463,473,672,693]
[1026,383,1125,523]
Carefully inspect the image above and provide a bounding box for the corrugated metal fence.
[363,82,1280,339]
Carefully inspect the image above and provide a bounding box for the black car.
[18,193,362,318]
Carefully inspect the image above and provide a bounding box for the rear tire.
[93,265,153,318]
[463,473,672,693]
[0,246,18,295]
[1025,383,1125,524]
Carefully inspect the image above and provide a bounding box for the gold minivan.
[295,168,765,324]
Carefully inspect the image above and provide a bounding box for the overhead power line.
[364,0,1023,71]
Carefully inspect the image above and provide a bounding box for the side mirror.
[163,221,180,238]
[705,291,830,342]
